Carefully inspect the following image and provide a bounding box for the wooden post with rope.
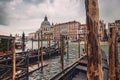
[85,0,103,80]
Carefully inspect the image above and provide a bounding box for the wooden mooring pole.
[78,34,80,58]
[26,52,29,80]
[84,29,87,54]
[38,32,40,67]
[85,0,103,80]
[12,38,16,80]
[60,35,64,71]
[109,27,119,80]
[49,34,51,56]
[22,32,25,52]
[32,37,33,50]
[67,36,69,59]
[41,30,43,72]
[58,40,60,55]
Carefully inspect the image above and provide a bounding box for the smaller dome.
[41,16,50,27]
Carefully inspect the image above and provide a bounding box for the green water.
[101,42,120,65]
[20,41,120,80]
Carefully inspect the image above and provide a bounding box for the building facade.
[99,20,108,41]
[28,32,36,40]
[35,16,53,40]
[28,17,87,42]
[108,20,120,41]
[78,24,87,41]
[53,21,81,41]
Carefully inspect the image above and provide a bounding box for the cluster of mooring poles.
[11,31,45,80]
[11,0,119,79]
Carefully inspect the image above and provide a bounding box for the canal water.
[18,41,120,80]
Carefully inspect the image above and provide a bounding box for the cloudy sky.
[0,0,120,36]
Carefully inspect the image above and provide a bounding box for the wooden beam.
[85,0,103,80]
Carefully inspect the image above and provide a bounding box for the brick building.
[53,21,81,41]
[78,24,87,41]
[29,17,87,41]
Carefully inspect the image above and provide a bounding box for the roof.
[0,35,14,39]
[54,21,80,27]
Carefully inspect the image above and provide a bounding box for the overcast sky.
[0,0,120,36]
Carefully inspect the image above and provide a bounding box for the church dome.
[41,16,50,27]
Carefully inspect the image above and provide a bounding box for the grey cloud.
[99,0,120,23]
[0,0,12,2]
[0,0,12,25]
[23,0,46,4]
[50,0,54,3]
[0,6,8,25]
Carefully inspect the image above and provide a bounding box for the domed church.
[36,16,53,40]
[41,16,51,33]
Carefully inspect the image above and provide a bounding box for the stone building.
[99,20,108,41]
[28,32,36,40]
[28,16,107,42]
[108,20,120,41]
[78,24,87,41]
[53,21,81,41]
[29,17,87,42]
